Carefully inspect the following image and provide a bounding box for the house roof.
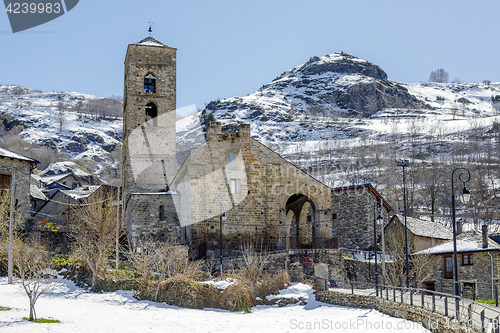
[60,185,101,200]
[332,183,392,212]
[32,172,80,187]
[30,185,47,200]
[0,147,39,165]
[414,230,500,255]
[391,214,453,240]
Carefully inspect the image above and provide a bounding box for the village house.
[385,214,452,253]
[31,184,119,252]
[415,225,500,300]
[0,147,38,229]
[331,183,392,250]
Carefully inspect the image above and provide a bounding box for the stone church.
[122,34,391,256]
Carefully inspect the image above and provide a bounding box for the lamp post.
[396,159,410,288]
[220,212,226,276]
[374,202,383,296]
[451,167,471,297]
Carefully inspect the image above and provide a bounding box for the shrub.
[436,96,445,101]
[156,276,220,309]
[220,281,255,312]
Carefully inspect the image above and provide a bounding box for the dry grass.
[220,281,255,312]
[156,276,220,309]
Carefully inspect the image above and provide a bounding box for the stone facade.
[170,122,332,252]
[420,251,500,300]
[0,151,37,228]
[120,36,394,254]
[331,184,391,250]
[122,36,182,241]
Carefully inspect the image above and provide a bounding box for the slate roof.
[332,183,392,212]
[136,36,166,47]
[60,185,100,200]
[415,230,500,255]
[30,185,47,200]
[391,214,452,240]
[0,147,38,164]
[32,172,79,187]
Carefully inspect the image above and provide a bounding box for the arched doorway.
[285,194,316,249]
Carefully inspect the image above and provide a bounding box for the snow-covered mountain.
[200,52,500,143]
[1,52,500,182]
[0,85,122,180]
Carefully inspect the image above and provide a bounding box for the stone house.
[31,172,82,197]
[331,183,392,250]
[385,214,452,253]
[32,184,118,252]
[415,226,500,299]
[0,147,38,228]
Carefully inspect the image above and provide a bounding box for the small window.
[444,255,453,279]
[0,174,11,190]
[144,74,156,93]
[229,152,235,170]
[230,179,237,194]
[145,102,158,126]
[332,213,338,220]
[462,254,473,266]
[159,205,165,221]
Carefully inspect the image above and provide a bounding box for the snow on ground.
[0,277,430,332]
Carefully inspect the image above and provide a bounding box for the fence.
[326,279,500,333]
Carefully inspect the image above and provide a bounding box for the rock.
[72,135,89,145]
[65,141,87,153]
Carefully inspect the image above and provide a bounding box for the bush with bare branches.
[129,237,203,301]
[13,239,56,321]
[69,191,118,291]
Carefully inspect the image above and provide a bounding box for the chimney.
[207,121,221,140]
[482,224,488,249]
[456,219,463,235]
[238,123,250,137]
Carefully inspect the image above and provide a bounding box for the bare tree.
[13,239,56,321]
[429,68,449,83]
[70,190,117,291]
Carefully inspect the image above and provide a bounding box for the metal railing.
[326,279,500,333]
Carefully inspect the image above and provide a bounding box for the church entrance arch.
[285,194,316,249]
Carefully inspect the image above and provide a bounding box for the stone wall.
[331,186,390,250]
[171,123,332,251]
[125,193,182,242]
[0,157,32,227]
[316,290,462,333]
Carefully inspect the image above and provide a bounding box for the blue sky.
[1,0,499,110]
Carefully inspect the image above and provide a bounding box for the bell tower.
[122,34,177,194]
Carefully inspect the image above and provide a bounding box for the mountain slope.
[200,52,500,143]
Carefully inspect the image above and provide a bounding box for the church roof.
[136,36,166,47]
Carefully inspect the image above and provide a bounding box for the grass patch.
[23,317,60,323]
[0,306,12,311]
[477,299,497,305]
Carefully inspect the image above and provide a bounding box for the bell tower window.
[145,102,158,126]
[144,74,156,93]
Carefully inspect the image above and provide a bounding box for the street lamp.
[220,212,226,276]
[396,159,410,288]
[374,204,383,296]
[451,167,471,297]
